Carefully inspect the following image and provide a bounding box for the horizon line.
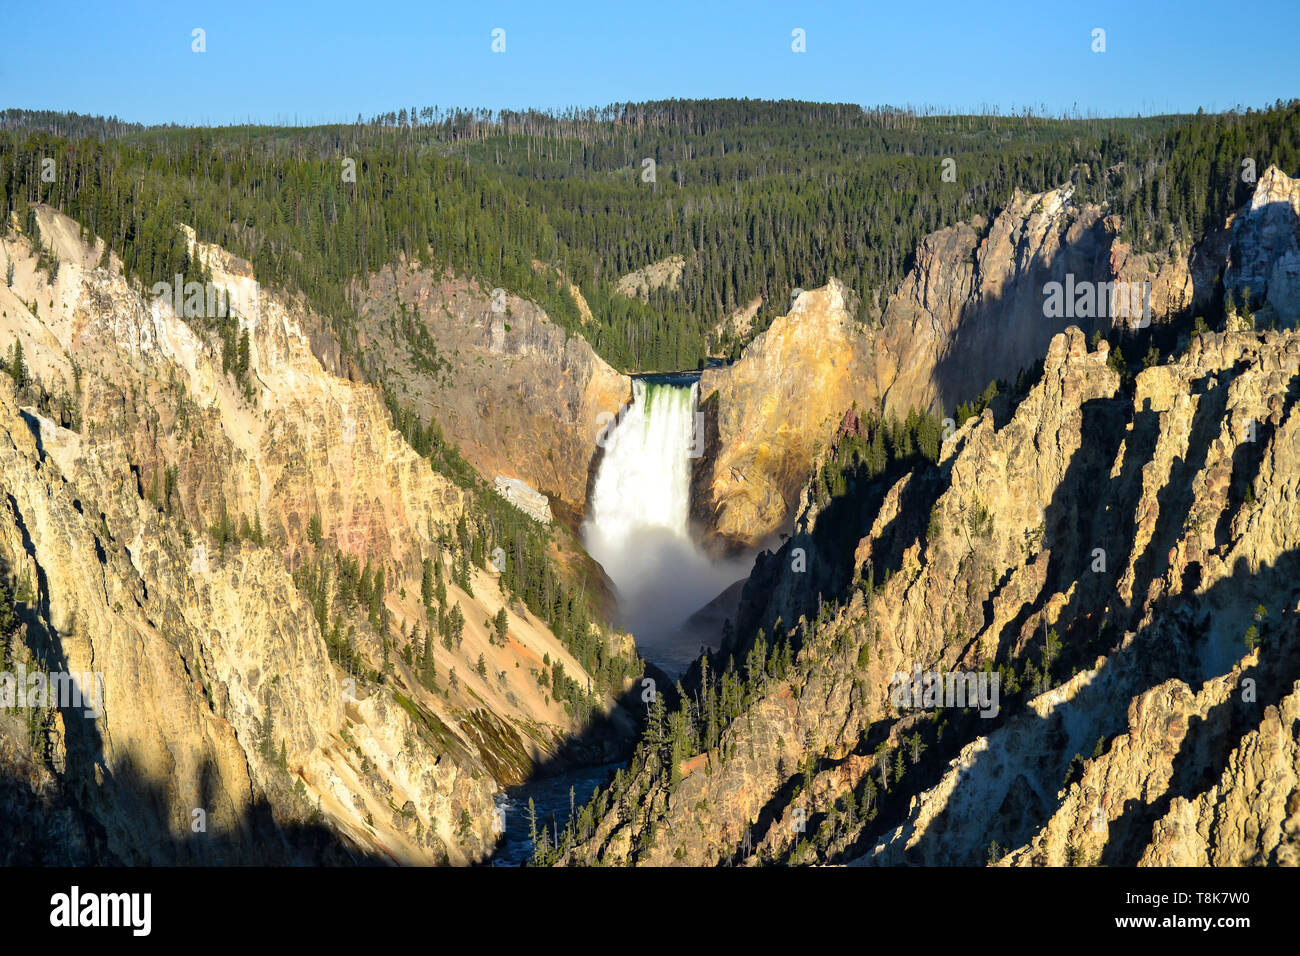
[5,96,1298,133]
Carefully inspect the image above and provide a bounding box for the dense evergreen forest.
[3,98,1299,375]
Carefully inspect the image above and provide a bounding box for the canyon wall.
[691,169,1300,552]
[353,262,630,525]
[0,209,632,864]
[565,324,1300,867]
[692,279,874,554]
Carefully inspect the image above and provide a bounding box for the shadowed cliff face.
[563,324,1300,868]
[690,169,1300,555]
[877,184,1111,415]
[1225,165,1300,329]
[0,208,635,864]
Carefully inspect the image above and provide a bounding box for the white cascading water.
[583,379,751,673]
[586,380,697,543]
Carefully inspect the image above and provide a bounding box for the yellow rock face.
[694,278,876,552]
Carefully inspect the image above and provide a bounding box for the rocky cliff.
[1225,164,1300,329]
[875,184,1110,414]
[352,261,630,526]
[691,169,1300,553]
[616,256,686,300]
[693,279,873,553]
[561,324,1300,867]
[0,208,633,864]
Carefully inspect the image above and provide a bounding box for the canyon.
[2,143,1298,869]
[562,324,1300,867]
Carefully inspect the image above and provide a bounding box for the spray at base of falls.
[582,379,752,675]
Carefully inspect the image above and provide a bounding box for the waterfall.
[585,379,698,548]
[583,379,750,674]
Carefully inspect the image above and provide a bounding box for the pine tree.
[421,557,435,610]
[434,551,447,607]
[420,626,436,688]
[237,329,251,385]
[645,690,666,756]
[0,576,17,640]
[860,775,878,818]
[1043,626,1062,681]
[259,705,276,760]
[449,603,465,647]
[7,340,29,388]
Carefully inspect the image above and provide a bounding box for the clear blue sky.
[5,0,1298,125]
